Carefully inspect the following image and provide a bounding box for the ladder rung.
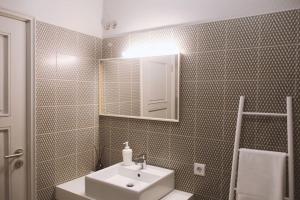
[243,112,287,117]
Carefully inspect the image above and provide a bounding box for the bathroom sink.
[85,163,175,200]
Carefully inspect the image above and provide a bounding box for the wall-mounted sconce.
[103,20,118,30]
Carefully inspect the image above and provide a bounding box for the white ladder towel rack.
[229,96,294,200]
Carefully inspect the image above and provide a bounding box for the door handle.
[4,149,24,159]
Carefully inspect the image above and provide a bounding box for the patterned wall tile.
[56,80,77,105]
[258,45,298,80]
[35,21,100,197]
[196,81,224,111]
[77,150,95,176]
[110,128,129,151]
[37,161,55,190]
[220,172,231,200]
[78,33,96,58]
[195,138,223,170]
[101,148,111,167]
[170,135,195,164]
[56,106,77,132]
[37,187,55,200]
[128,118,149,131]
[77,81,96,105]
[169,161,195,193]
[95,37,102,59]
[110,149,123,165]
[55,155,77,184]
[36,134,55,162]
[79,58,98,81]
[172,107,195,136]
[99,126,110,149]
[222,142,234,172]
[110,117,129,129]
[224,81,257,112]
[148,132,170,159]
[147,157,171,169]
[35,49,56,79]
[226,49,258,80]
[77,105,95,128]
[180,53,198,81]
[195,109,223,140]
[180,81,196,109]
[261,9,299,46]
[198,21,227,51]
[36,22,57,52]
[198,51,225,81]
[255,117,287,149]
[36,107,56,134]
[227,15,261,49]
[128,130,148,157]
[103,36,129,58]
[36,79,57,106]
[194,167,222,199]
[55,130,76,157]
[56,27,78,56]
[222,112,258,148]
[257,80,295,113]
[148,120,171,134]
[102,39,113,59]
[77,128,95,152]
[56,54,79,80]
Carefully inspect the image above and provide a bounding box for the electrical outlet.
[194,163,205,176]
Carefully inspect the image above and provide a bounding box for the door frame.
[0,7,35,200]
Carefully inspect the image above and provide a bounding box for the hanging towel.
[236,148,286,200]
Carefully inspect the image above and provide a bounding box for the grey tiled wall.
[100,9,300,200]
[35,22,101,200]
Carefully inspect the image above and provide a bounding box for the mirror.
[99,54,180,122]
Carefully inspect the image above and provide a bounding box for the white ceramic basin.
[85,163,175,200]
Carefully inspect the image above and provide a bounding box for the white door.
[141,55,176,119]
[0,16,27,200]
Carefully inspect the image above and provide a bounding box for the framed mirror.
[99,54,180,122]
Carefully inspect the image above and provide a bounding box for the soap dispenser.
[122,142,133,166]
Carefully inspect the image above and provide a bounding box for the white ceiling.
[102,0,300,37]
[0,0,104,37]
[1,0,300,38]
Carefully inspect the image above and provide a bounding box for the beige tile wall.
[100,9,300,200]
[35,21,101,200]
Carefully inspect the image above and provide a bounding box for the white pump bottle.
[122,142,133,166]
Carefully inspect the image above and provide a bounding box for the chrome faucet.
[133,153,147,169]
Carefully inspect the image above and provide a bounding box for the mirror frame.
[98,53,180,122]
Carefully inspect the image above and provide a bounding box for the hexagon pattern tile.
[35,21,99,196]
[227,15,261,49]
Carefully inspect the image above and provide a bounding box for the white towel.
[236,148,286,200]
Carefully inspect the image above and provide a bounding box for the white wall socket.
[194,163,206,176]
